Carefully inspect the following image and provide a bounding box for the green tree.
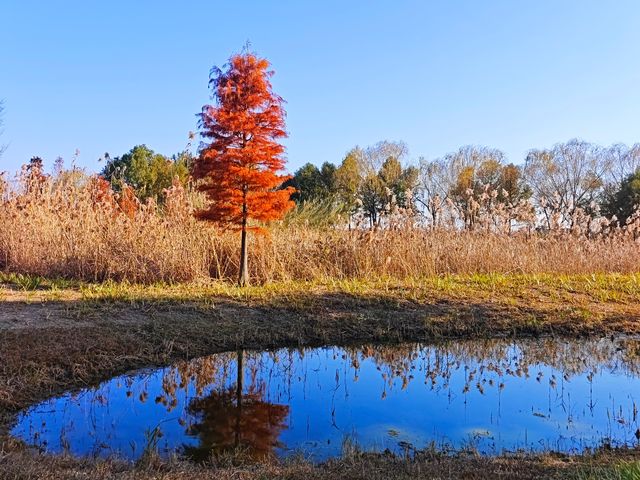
[319,162,337,194]
[285,161,337,203]
[360,172,386,227]
[603,169,640,225]
[334,149,363,217]
[101,145,189,202]
[379,156,418,209]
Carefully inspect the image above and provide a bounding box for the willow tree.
[193,51,294,286]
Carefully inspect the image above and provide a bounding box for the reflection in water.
[11,337,640,461]
[183,351,289,461]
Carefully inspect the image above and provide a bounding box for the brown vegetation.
[3,443,639,480]
[0,166,639,285]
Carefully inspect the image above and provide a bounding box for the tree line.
[11,124,640,236]
[286,139,640,231]
[60,135,640,234]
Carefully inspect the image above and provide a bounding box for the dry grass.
[0,169,639,284]
[3,443,638,480]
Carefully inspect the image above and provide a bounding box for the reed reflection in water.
[11,336,640,461]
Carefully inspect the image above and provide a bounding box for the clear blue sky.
[1,1,639,174]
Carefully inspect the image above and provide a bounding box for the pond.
[11,336,640,462]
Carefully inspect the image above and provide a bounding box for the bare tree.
[360,140,408,174]
[524,139,610,229]
[416,146,507,228]
[416,157,454,227]
[602,143,640,188]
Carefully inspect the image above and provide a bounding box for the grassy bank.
[1,443,639,480]
[3,271,640,315]
[1,273,640,478]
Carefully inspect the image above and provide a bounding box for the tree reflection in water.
[182,351,289,461]
[10,336,640,461]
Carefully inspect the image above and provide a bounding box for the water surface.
[11,336,640,461]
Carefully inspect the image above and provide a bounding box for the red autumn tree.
[192,51,294,286]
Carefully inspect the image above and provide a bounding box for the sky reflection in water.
[11,337,640,461]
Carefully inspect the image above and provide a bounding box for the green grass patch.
[576,460,640,480]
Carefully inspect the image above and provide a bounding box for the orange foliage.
[192,51,295,228]
[88,176,116,208]
[117,184,139,219]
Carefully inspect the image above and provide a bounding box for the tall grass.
[0,169,638,284]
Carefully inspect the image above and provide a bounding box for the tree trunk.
[239,226,248,287]
[239,192,249,287]
[234,349,243,448]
